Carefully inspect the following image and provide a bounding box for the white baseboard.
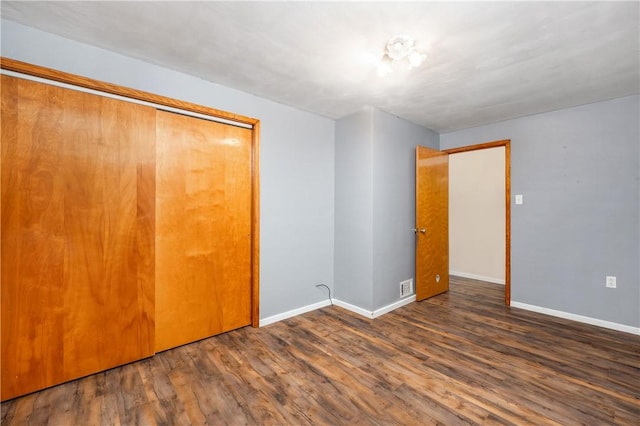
[372,295,416,318]
[260,299,331,327]
[260,295,416,326]
[450,270,505,285]
[510,301,640,335]
[333,299,373,318]
[332,296,416,319]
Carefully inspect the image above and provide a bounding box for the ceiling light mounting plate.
[386,34,415,60]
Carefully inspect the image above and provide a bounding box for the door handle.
[414,228,426,234]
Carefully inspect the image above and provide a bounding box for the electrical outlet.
[606,276,616,288]
[400,279,413,297]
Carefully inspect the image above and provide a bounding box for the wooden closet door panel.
[1,76,66,398]
[1,76,156,400]
[59,82,157,375]
[155,111,252,352]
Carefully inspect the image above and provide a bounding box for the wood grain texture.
[1,57,259,127]
[1,75,156,401]
[155,110,252,352]
[443,139,510,155]
[3,276,638,425]
[416,145,449,300]
[504,141,511,305]
[444,139,511,305]
[3,58,262,330]
[251,122,261,327]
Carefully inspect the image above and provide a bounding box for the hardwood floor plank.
[2,277,639,425]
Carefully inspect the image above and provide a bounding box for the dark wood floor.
[2,277,639,425]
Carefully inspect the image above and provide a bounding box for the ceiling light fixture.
[377,34,427,77]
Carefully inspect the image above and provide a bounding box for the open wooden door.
[415,146,449,301]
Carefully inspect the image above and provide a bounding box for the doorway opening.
[444,140,511,305]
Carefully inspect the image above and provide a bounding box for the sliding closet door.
[1,75,156,400]
[155,111,252,352]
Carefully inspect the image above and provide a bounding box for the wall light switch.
[515,194,523,205]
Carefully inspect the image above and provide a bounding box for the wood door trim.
[251,123,261,327]
[0,57,259,127]
[1,57,262,327]
[443,139,509,155]
[443,139,511,306]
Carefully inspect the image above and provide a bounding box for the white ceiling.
[2,1,639,133]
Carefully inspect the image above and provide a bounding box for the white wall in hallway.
[449,147,505,284]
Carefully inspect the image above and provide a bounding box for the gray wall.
[372,109,439,309]
[2,20,336,320]
[335,108,438,311]
[334,108,374,309]
[441,95,640,328]
[6,20,637,328]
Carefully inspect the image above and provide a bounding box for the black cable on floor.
[315,284,333,306]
